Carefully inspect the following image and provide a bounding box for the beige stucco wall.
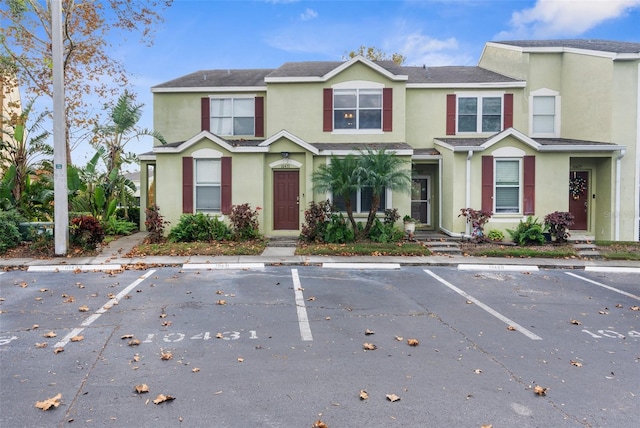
[478,45,529,80]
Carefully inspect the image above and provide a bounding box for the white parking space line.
[585,266,640,274]
[182,263,265,270]
[27,264,122,272]
[458,264,539,272]
[291,269,313,341]
[54,270,156,348]
[424,269,543,341]
[322,263,401,270]
[565,272,640,301]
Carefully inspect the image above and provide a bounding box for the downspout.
[465,150,473,236]
[615,148,626,241]
[438,157,443,232]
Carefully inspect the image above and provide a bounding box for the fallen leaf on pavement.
[630,306,639,311]
[359,390,369,400]
[135,384,150,393]
[363,343,377,350]
[307,296,316,301]
[570,360,583,367]
[507,325,517,331]
[407,338,419,346]
[161,321,172,327]
[70,335,83,342]
[598,310,609,315]
[78,305,89,312]
[160,350,173,360]
[35,342,47,348]
[216,300,226,305]
[570,319,582,325]
[216,290,224,295]
[153,394,175,404]
[192,368,200,373]
[121,334,134,339]
[533,385,548,396]
[474,369,483,374]
[128,339,140,346]
[237,357,244,363]
[386,394,401,402]
[35,393,62,411]
[312,420,328,428]
[364,329,375,335]
[395,336,403,341]
[216,333,224,339]
[53,347,64,354]
[43,331,57,338]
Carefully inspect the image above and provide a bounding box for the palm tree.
[312,154,362,233]
[359,149,411,236]
[92,90,165,174]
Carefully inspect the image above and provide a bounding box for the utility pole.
[52,0,68,255]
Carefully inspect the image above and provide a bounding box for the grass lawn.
[595,241,640,261]
[461,243,578,259]
[296,241,431,257]
[131,240,267,257]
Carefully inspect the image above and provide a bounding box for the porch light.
[281,151,290,158]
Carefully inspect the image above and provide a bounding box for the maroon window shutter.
[382,88,393,132]
[323,88,333,132]
[446,94,456,135]
[523,155,535,215]
[221,157,232,215]
[182,157,194,213]
[254,96,264,137]
[503,93,513,129]
[201,98,210,132]
[481,156,494,213]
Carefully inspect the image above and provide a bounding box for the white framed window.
[210,97,254,136]
[457,93,503,133]
[195,159,221,212]
[495,158,521,214]
[530,88,560,137]
[333,187,387,213]
[334,88,382,130]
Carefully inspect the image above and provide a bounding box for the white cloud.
[386,30,475,66]
[300,8,318,21]
[497,0,640,39]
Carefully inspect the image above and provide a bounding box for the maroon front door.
[568,171,589,230]
[274,171,299,230]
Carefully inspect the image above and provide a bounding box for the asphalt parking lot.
[1,265,638,427]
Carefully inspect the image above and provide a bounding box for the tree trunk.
[363,193,380,235]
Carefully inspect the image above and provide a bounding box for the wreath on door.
[569,175,587,200]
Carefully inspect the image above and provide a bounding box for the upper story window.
[210,97,254,136]
[458,95,502,133]
[333,89,382,130]
[530,89,560,137]
[195,158,221,212]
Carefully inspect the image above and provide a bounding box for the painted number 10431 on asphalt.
[143,331,258,343]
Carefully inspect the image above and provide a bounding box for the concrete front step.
[267,237,299,247]
[428,247,463,255]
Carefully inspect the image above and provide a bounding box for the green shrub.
[368,218,404,243]
[384,208,401,225]
[507,216,547,246]
[487,229,505,242]
[229,203,262,240]
[323,213,355,243]
[69,215,104,250]
[168,212,231,242]
[0,210,24,254]
[115,207,140,228]
[104,216,137,236]
[300,200,335,243]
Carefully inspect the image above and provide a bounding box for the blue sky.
[90,0,640,165]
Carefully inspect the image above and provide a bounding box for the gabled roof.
[435,128,626,152]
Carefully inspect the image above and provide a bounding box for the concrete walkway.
[1,231,639,271]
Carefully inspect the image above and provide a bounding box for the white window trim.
[209,95,255,137]
[455,91,505,135]
[194,158,222,214]
[494,157,522,215]
[529,88,561,138]
[332,80,385,134]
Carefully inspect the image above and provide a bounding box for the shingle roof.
[153,69,273,88]
[435,136,621,148]
[494,39,640,54]
[404,66,518,84]
[311,142,413,152]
